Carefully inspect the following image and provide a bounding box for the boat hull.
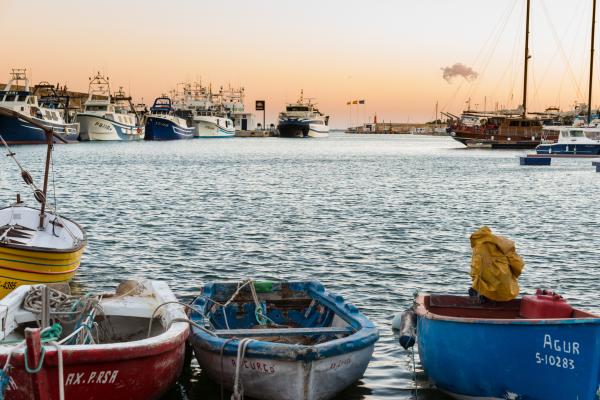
[144,116,194,141]
[0,245,84,298]
[192,344,373,400]
[77,114,143,141]
[193,117,235,138]
[278,120,329,138]
[0,114,78,145]
[536,143,600,155]
[417,315,600,399]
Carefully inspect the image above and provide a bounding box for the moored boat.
[0,108,86,299]
[0,69,79,145]
[76,73,144,141]
[144,97,194,141]
[188,280,378,400]
[399,291,600,399]
[0,279,189,399]
[278,91,330,138]
[536,126,600,155]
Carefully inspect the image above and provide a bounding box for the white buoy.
[391,312,403,330]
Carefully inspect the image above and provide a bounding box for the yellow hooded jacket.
[470,226,525,301]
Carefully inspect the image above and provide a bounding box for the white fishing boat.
[173,82,235,138]
[188,280,378,400]
[278,91,330,138]
[0,69,79,144]
[76,73,144,141]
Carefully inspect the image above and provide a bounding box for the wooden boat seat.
[214,326,354,337]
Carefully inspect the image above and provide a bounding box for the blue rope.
[23,347,46,374]
[0,370,10,399]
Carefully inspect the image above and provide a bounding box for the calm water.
[1,133,599,399]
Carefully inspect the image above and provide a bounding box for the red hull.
[2,328,189,400]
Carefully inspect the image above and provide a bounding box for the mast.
[522,0,531,118]
[38,129,53,229]
[588,0,597,124]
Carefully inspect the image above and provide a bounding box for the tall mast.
[588,0,597,124]
[38,129,53,229]
[522,0,531,118]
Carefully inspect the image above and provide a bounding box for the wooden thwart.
[214,326,354,337]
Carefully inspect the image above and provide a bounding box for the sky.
[1,0,599,127]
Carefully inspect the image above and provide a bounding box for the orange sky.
[1,0,599,127]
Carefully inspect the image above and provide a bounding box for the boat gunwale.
[0,205,87,253]
[189,280,379,361]
[415,294,600,326]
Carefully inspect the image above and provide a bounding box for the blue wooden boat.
[400,293,600,400]
[188,280,379,400]
[143,97,194,141]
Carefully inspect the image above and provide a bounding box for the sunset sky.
[1,0,599,127]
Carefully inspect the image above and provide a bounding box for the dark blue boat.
[403,293,600,400]
[188,280,378,400]
[0,70,78,144]
[143,97,194,141]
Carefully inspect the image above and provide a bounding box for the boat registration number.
[65,370,119,385]
[0,281,17,290]
[535,334,579,370]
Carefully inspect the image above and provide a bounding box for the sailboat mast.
[588,0,597,124]
[522,0,531,118]
[38,130,53,229]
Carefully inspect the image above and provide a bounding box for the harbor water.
[1,133,599,399]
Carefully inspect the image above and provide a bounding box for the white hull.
[193,345,373,400]
[308,125,330,138]
[193,115,235,138]
[77,114,143,141]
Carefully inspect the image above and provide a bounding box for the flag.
[359,100,365,104]
[346,101,351,105]
[352,100,358,104]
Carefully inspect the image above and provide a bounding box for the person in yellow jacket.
[469,226,525,302]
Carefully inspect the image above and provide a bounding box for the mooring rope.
[231,338,254,400]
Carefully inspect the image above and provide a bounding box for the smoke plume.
[441,63,478,83]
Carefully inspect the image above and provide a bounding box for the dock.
[235,130,278,137]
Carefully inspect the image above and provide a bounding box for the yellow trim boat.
[0,106,87,298]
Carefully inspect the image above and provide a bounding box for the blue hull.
[144,116,194,141]
[536,143,600,155]
[0,114,78,144]
[417,308,600,399]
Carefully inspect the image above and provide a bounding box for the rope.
[47,341,64,400]
[219,338,236,400]
[146,301,213,338]
[410,346,418,399]
[231,338,254,400]
[24,347,45,374]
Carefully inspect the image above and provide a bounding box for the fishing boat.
[76,73,144,141]
[144,97,194,141]
[277,91,330,138]
[188,280,378,400]
[0,69,79,145]
[536,126,600,155]
[173,82,235,138]
[0,108,86,299]
[0,279,189,399]
[398,290,600,399]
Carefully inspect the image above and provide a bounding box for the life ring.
[136,127,142,135]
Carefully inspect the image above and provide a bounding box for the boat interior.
[0,206,84,249]
[193,281,354,344]
[424,295,599,320]
[0,282,170,346]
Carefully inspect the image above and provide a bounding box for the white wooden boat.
[188,280,378,400]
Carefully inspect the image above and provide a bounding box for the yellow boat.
[0,107,87,298]
[0,205,86,298]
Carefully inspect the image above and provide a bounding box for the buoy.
[397,309,417,350]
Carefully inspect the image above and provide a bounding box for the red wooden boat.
[0,280,189,399]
